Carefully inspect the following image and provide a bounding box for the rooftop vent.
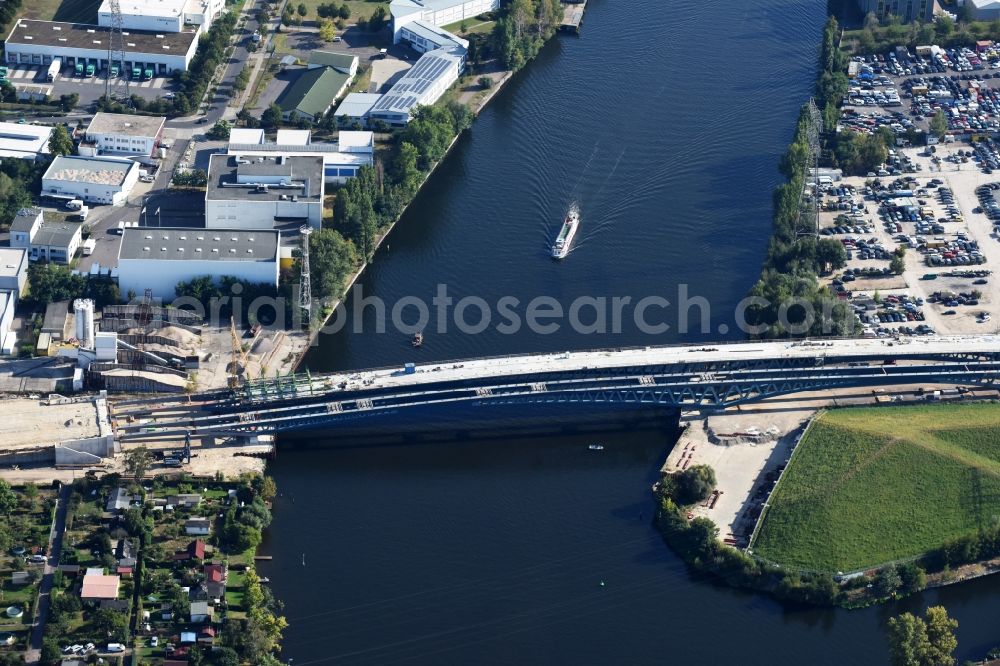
[211,248,219,253]
[142,246,150,251]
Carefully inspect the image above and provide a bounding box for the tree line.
[492,0,563,71]
[98,10,237,117]
[305,101,473,313]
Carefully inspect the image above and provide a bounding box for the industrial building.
[276,66,353,121]
[0,248,28,355]
[98,0,225,34]
[390,0,498,40]
[0,291,16,355]
[397,20,468,54]
[117,227,280,301]
[967,0,1000,20]
[10,209,82,264]
[0,121,53,161]
[4,19,200,75]
[205,154,325,230]
[333,93,383,127]
[368,46,466,126]
[42,155,141,206]
[80,113,166,157]
[854,0,935,23]
[0,248,28,297]
[226,129,374,184]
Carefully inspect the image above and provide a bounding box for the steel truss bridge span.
[112,335,1000,442]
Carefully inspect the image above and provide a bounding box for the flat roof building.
[99,0,225,34]
[0,122,52,161]
[0,291,16,355]
[227,130,374,184]
[334,93,384,127]
[205,154,325,229]
[118,227,280,300]
[5,19,200,75]
[368,46,466,126]
[390,0,498,40]
[398,20,468,54]
[276,67,352,121]
[0,248,28,297]
[229,128,266,145]
[42,155,141,206]
[80,112,166,157]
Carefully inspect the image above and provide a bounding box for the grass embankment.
[754,403,1000,572]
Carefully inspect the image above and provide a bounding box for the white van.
[82,239,96,256]
[65,199,83,211]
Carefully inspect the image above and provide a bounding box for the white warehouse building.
[390,0,498,41]
[117,227,280,301]
[227,130,374,184]
[99,0,225,34]
[42,155,141,206]
[205,154,325,230]
[4,20,199,75]
[80,113,166,158]
[368,46,466,126]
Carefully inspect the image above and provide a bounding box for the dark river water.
[258,0,1000,663]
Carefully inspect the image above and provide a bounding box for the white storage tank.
[73,298,95,349]
[95,331,118,361]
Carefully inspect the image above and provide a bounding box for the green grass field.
[753,403,1000,572]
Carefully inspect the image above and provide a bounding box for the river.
[257,0,1000,663]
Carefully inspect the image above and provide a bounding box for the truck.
[85,63,95,77]
[132,66,141,79]
[47,58,61,81]
[74,206,89,222]
[82,239,96,256]
[75,62,84,77]
[0,66,8,82]
[110,64,119,78]
[143,68,153,80]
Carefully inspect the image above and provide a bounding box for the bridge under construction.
[109,334,1000,445]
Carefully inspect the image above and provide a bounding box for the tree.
[888,613,932,666]
[671,465,716,505]
[48,124,73,156]
[923,606,958,666]
[208,119,232,140]
[391,141,422,194]
[41,638,62,664]
[338,3,350,19]
[478,75,493,89]
[873,566,901,598]
[815,238,847,273]
[58,93,79,112]
[319,18,337,42]
[898,562,927,594]
[930,109,948,141]
[297,2,307,16]
[92,607,129,642]
[123,446,152,482]
[26,263,86,306]
[262,103,283,128]
[886,606,958,666]
[309,228,358,302]
[0,479,17,516]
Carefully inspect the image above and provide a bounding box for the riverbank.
[292,70,514,367]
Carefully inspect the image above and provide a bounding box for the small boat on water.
[588,444,605,451]
[412,331,423,347]
[551,205,580,259]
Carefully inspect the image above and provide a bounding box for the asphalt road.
[26,484,71,663]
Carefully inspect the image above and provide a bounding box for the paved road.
[26,483,72,664]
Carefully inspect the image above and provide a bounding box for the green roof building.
[277,67,352,122]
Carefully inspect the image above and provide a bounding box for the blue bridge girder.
[114,345,1000,442]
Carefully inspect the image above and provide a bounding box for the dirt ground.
[662,382,1000,545]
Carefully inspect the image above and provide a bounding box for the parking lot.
[3,64,175,106]
[817,142,1000,336]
